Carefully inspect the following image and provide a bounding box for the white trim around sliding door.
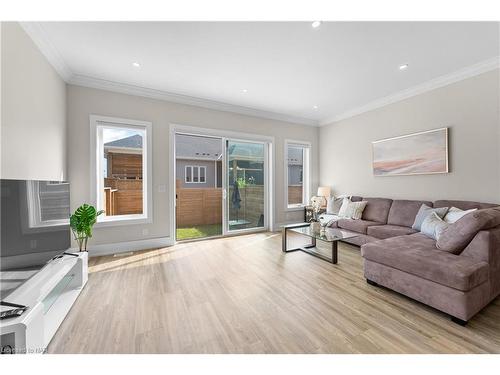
[168,123,275,242]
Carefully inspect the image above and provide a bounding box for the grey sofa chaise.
[328,196,500,325]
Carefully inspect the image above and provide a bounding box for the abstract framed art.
[372,128,449,176]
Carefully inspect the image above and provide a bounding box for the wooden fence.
[288,185,303,204]
[104,178,143,216]
[175,181,266,228]
[176,185,222,227]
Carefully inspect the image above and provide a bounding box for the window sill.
[95,215,152,228]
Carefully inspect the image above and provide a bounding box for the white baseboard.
[69,236,175,257]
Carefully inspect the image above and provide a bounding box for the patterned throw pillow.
[420,212,449,240]
[338,197,368,220]
[412,204,449,231]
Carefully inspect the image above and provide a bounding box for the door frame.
[169,123,275,242]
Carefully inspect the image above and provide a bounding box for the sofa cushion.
[387,199,433,228]
[361,198,393,223]
[361,233,489,291]
[341,234,379,246]
[337,219,381,234]
[437,207,500,254]
[434,200,499,211]
[367,224,417,239]
[329,220,339,228]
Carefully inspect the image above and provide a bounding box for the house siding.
[176,159,217,188]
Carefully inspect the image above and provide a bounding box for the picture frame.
[372,127,449,177]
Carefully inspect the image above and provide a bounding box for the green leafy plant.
[236,177,247,188]
[70,204,104,251]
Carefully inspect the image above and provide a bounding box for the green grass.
[176,224,222,241]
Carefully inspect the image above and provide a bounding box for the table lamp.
[316,186,331,207]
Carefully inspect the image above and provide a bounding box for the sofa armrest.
[460,225,500,299]
[461,226,500,264]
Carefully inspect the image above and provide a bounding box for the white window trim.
[20,181,70,234]
[185,165,206,184]
[90,115,153,227]
[284,139,311,211]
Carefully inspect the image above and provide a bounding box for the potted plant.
[70,204,104,252]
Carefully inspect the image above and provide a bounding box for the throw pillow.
[412,204,449,231]
[444,207,478,223]
[326,196,345,215]
[338,197,368,220]
[437,207,500,254]
[420,212,449,240]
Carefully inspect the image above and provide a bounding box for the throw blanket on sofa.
[318,214,340,227]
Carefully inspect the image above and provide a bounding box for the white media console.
[0,252,88,354]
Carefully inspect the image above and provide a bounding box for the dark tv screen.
[1,179,71,299]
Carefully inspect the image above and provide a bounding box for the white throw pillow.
[338,198,367,220]
[326,196,347,215]
[421,212,449,240]
[444,207,478,223]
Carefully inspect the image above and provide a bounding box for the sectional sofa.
[328,196,500,325]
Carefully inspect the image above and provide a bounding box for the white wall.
[319,69,500,204]
[1,22,67,181]
[67,85,319,246]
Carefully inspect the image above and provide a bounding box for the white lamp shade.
[317,186,331,198]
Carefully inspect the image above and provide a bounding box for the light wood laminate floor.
[48,232,500,353]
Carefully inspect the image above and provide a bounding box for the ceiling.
[25,22,499,126]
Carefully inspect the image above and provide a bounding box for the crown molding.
[320,56,500,126]
[18,21,318,127]
[19,22,73,81]
[68,74,319,126]
[19,21,498,129]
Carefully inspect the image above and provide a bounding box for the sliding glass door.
[173,131,269,241]
[225,139,267,232]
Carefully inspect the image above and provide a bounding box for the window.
[25,181,70,230]
[90,115,152,225]
[285,140,310,209]
[185,166,206,183]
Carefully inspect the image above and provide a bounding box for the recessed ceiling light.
[242,89,248,93]
[399,63,409,71]
[311,21,322,29]
[313,105,319,110]
[132,62,141,68]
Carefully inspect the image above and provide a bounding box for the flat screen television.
[0,179,71,300]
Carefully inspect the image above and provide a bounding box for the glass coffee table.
[282,223,359,264]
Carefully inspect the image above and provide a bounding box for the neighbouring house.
[104,134,143,179]
[175,134,222,188]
